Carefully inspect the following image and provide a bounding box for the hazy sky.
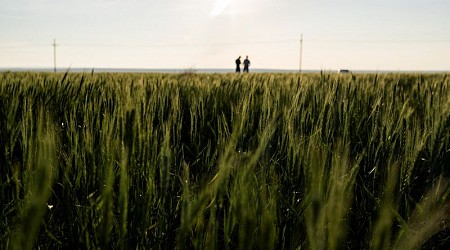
[1,0,449,70]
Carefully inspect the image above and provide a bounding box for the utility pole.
[53,39,57,72]
[299,34,303,73]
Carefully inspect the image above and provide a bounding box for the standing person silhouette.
[235,56,241,73]
[243,56,250,73]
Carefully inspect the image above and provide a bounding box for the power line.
[63,39,297,48]
[307,39,450,43]
[299,34,303,73]
[1,38,449,49]
[52,39,58,72]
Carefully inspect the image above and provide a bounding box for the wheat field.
[1,72,449,249]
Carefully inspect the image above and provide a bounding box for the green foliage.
[0,72,449,249]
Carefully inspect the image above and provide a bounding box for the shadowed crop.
[1,72,449,249]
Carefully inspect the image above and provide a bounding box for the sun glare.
[210,0,232,17]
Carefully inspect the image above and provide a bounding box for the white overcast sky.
[0,0,449,70]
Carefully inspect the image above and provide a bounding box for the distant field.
[1,72,449,249]
[2,67,449,74]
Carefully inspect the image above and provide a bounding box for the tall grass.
[1,72,449,249]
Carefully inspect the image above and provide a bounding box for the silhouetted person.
[243,56,250,73]
[235,56,241,73]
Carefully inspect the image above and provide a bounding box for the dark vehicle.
[339,69,351,74]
